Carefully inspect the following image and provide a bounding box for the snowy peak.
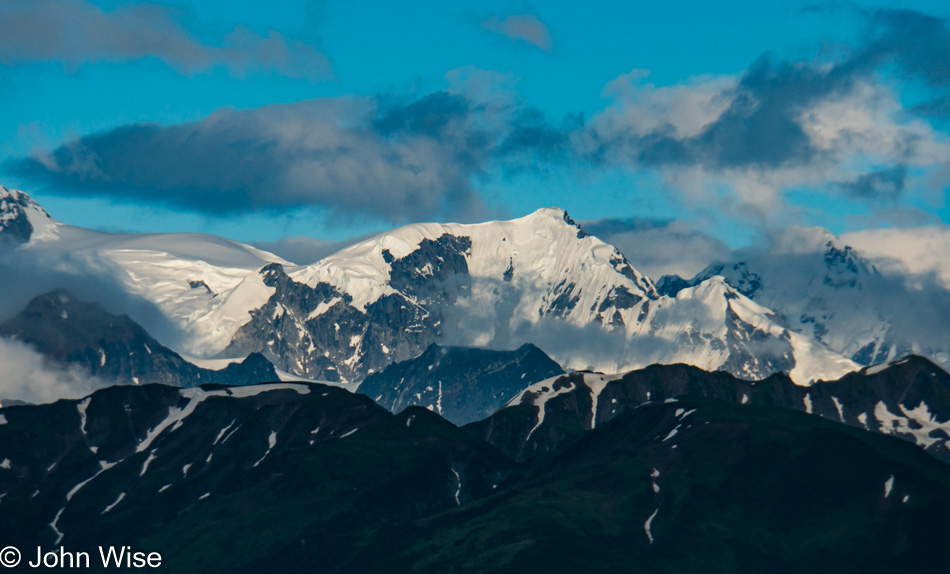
[0,185,60,245]
[0,188,289,359]
[293,206,657,312]
[782,226,879,287]
[221,207,677,383]
[645,276,857,384]
[820,238,878,289]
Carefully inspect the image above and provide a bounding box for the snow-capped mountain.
[0,186,857,387]
[664,226,950,369]
[0,185,59,245]
[222,208,856,384]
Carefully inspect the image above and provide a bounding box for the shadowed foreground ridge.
[358,342,565,425]
[466,357,950,464]
[1,369,949,573]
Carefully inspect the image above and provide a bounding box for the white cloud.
[842,225,950,290]
[799,81,950,167]
[0,338,108,405]
[594,70,735,140]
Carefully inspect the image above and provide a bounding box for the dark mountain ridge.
[0,290,279,392]
[358,342,565,425]
[1,378,949,572]
[465,356,950,464]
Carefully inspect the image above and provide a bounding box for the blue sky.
[2,0,949,253]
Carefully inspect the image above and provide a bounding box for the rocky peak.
[0,185,57,246]
[0,289,279,391]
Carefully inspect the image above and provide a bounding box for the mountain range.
[4,184,917,401]
[466,355,950,465]
[4,180,950,571]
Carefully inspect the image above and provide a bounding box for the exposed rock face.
[223,233,472,383]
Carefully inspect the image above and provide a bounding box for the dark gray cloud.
[374,92,472,139]
[497,107,580,173]
[799,7,950,89]
[864,9,950,88]
[7,92,534,222]
[592,46,891,173]
[911,97,950,118]
[632,55,845,170]
[572,7,950,218]
[0,0,331,79]
[687,9,950,169]
[839,165,907,201]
